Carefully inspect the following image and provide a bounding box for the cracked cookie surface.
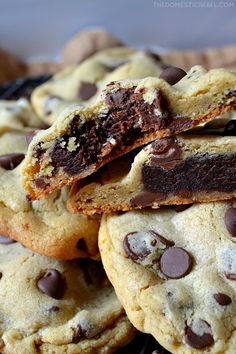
[99,202,236,353]
[31,47,164,125]
[0,240,135,354]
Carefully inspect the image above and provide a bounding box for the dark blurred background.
[0,0,235,62]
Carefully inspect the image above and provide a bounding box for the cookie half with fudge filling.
[0,99,100,260]
[68,133,236,214]
[99,201,236,353]
[0,239,135,353]
[31,47,164,125]
[23,66,236,200]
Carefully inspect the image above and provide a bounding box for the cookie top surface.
[23,65,236,199]
[32,47,164,124]
[0,100,100,260]
[99,202,236,353]
[0,240,134,354]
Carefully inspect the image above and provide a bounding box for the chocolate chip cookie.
[68,133,236,214]
[0,239,135,353]
[0,98,45,132]
[31,47,164,125]
[99,202,236,353]
[23,66,236,200]
[0,101,100,259]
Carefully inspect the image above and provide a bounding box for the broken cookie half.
[68,133,236,214]
[22,66,236,199]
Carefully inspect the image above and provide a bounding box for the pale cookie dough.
[31,47,164,124]
[99,202,236,353]
[68,134,236,214]
[0,98,45,132]
[0,101,100,259]
[23,66,236,199]
[0,240,135,354]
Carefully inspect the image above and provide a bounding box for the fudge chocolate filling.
[35,87,191,176]
[140,152,236,200]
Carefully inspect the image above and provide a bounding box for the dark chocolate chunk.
[76,238,88,252]
[149,230,175,247]
[224,272,236,281]
[141,153,236,199]
[224,207,236,237]
[213,293,232,306]
[0,235,15,244]
[0,272,2,280]
[184,322,214,349]
[171,204,193,212]
[37,269,65,299]
[78,82,97,100]
[105,88,128,106]
[0,153,25,170]
[224,120,236,135]
[160,247,193,279]
[160,67,187,85]
[72,324,84,343]
[25,131,36,145]
[130,191,166,207]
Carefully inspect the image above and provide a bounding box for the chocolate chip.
[224,208,236,237]
[224,272,236,281]
[76,238,88,252]
[0,235,16,244]
[123,230,174,261]
[0,272,2,280]
[184,322,214,349]
[105,88,127,106]
[37,269,65,299]
[48,305,60,312]
[149,230,175,247]
[72,323,95,342]
[34,338,42,351]
[0,153,25,170]
[224,120,236,135]
[160,247,193,279]
[171,204,193,212]
[213,293,232,306]
[72,324,84,343]
[25,131,36,145]
[78,82,97,100]
[130,191,166,208]
[160,67,187,85]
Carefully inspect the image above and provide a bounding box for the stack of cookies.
[0,45,236,354]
